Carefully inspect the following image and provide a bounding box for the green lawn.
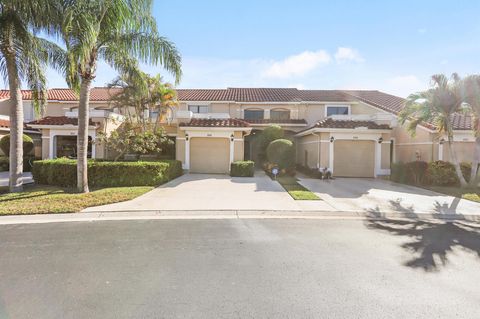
[0,185,153,215]
[427,186,480,203]
[276,176,320,200]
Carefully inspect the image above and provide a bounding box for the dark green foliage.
[0,134,34,155]
[426,160,470,186]
[258,125,284,163]
[230,161,255,177]
[266,139,295,169]
[0,156,8,171]
[391,160,471,186]
[32,159,183,188]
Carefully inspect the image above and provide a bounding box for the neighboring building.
[0,87,476,177]
[0,115,41,157]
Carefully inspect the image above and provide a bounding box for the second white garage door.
[190,137,230,174]
[333,140,375,177]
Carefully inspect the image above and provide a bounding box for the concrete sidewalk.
[0,171,33,187]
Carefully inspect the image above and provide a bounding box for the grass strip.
[276,176,320,200]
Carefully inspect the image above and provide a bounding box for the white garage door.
[334,140,375,177]
[190,137,230,174]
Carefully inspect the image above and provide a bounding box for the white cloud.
[334,47,364,63]
[418,28,427,34]
[262,50,331,79]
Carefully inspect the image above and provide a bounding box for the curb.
[0,209,479,225]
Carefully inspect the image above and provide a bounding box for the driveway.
[0,171,33,187]
[298,177,480,217]
[84,171,332,212]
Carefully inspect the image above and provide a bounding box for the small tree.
[0,134,34,156]
[98,123,173,161]
[258,125,284,163]
[266,139,295,169]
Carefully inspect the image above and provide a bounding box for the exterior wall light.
[185,133,189,141]
[230,134,234,142]
[378,137,383,144]
[330,136,334,143]
[439,138,445,145]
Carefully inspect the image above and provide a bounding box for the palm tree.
[0,0,65,192]
[399,74,468,187]
[460,75,480,186]
[62,0,182,193]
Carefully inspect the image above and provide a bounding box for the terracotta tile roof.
[0,118,10,129]
[0,87,121,101]
[341,90,405,114]
[27,116,95,126]
[243,119,307,125]
[310,118,391,130]
[450,113,473,130]
[179,118,250,128]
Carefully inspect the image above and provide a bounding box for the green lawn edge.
[276,176,321,200]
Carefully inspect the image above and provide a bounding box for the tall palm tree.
[399,74,468,187]
[62,0,181,193]
[0,0,65,192]
[460,75,480,186]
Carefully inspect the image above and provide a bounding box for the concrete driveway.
[298,177,480,217]
[84,172,332,212]
[0,171,33,187]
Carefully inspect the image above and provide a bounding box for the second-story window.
[189,105,209,113]
[244,109,264,120]
[326,105,349,116]
[270,109,290,121]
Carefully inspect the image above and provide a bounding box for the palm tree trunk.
[4,43,24,192]
[77,78,92,193]
[446,136,468,187]
[469,137,480,187]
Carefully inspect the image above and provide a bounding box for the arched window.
[270,108,290,121]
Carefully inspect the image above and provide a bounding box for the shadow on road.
[364,213,480,271]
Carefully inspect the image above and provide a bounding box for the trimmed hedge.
[391,160,471,186]
[266,139,295,170]
[32,158,183,187]
[230,161,255,177]
[0,134,34,155]
[0,155,36,172]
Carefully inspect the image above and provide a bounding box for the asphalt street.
[0,218,479,318]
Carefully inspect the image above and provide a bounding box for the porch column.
[184,137,190,170]
[329,138,334,173]
[375,141,381,177]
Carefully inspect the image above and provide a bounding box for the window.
[244,109,264,120]
[270,109,290,121]
[326,106,349,116]
[189,105,209,113]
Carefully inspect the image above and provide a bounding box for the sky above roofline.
[2,0,479,98]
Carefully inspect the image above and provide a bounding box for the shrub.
[258,125,284,163]
[426,160,471,186]
[390,162,407,183]
[266,139,295,170]
[0,156,8,172]
[0,134,34,155]
[32,159,183,187]
[230,161,255,177]
[404,161,429,184]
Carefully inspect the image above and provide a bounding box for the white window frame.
[325,105,351,117]
[188,105,209,114]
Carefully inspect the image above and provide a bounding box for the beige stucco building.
[0,87,476,178]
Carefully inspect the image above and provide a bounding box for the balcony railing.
[175,110,230,121]
[328,113,397,126]
[65,110,125,121]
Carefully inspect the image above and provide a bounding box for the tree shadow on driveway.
[364,201,480,271]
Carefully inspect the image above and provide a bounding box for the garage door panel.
[334,140,375,177]
[190,137,230,174]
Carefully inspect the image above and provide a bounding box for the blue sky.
[7,0,480,97]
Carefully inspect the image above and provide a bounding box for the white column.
[329,138,334,173]
[49,132,55,159]
[229,137,234,166]
[438,142,444,161]
[184,137,190,169]
[375,141,381,177]
[89,130,96,159]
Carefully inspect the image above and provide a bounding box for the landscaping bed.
[0,185,153,215]
[276,176,320,200]
[424,186,480,203]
